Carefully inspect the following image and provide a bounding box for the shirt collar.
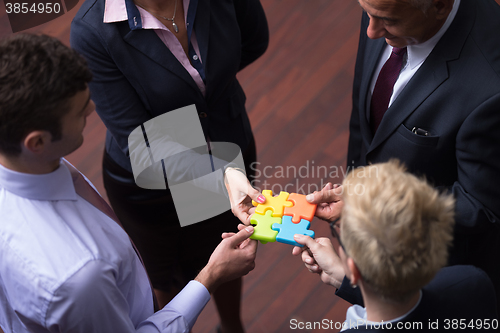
[104,0,193,31]
[104,0,142,30]
[406,0,461,70]
[0,159,77,201]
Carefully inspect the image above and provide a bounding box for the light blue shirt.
[0,160,210,332]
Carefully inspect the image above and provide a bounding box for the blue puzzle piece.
[272,215,315,247]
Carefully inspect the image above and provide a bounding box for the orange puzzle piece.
[252,190,293,217]
[284,193,317,223]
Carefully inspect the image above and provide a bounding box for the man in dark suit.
[295,161,498,331]
[308,0,500,306]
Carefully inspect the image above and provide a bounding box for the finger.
[221,232,236,239]
[304,256,316,265]
[293,234,318,250]
[232,208,251,225]
[292,245,304,256]
[301,248,315,265]
[237,223,248,231]
[323,182,333,191]
[306,264,320,272]
[305,188,340,204]
[238,238,251,249]
[227,225,255,248]
[248,186,266,204]
[242,237,258,254]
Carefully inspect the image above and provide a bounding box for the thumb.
[248,186,266,204]
[293,234,317,249]
[306,187,340,204]
[227,225,255,247]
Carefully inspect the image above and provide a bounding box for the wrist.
[195,264,220,294]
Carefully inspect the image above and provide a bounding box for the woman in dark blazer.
[71,0,268,330]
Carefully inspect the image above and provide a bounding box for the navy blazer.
[70,0,268,173]
[347,0,500,233]
[338,266,498,332]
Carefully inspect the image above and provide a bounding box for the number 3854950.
[5,3,61,14]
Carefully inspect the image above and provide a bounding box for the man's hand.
[196,226,258,294]
[292,235,345,289]
[224,167,265,225]
[306,182,344,222]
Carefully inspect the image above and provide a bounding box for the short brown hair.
[0,34,92,156]
[340,160,455,302]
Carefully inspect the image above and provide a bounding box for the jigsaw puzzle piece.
[250,210,282,244]
[284,193,317,223]
[272,215,315,247]
[252,190,293,217]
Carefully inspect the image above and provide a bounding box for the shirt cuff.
[164,280,211,328]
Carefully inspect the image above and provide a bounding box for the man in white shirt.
[0,33,258,333]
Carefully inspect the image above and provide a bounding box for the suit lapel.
[122,26,201,93]
[368,60,449,153]
[194,0,210,92]
[367,0,475,155]
[359,37,386,148]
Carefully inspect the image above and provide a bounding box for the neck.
[0,154,60,174]
[360,284,420,323]
[134,0,177,12]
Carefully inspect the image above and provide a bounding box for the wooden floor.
[5,0,493,332]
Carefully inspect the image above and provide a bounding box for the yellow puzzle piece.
[252,190,293,217]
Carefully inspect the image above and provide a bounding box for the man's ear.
[432,0,454,20]
[339,246,360,286]
[23,130,51,154]
[346,257,362,286]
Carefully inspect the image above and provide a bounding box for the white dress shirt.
[0,159,210,332]
[340,291,422,331]
[367,0,461,114]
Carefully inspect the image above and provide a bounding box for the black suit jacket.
[338,266,498,332]
[348,0,500,233]
[70,0,268,173]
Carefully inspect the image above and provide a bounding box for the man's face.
[51,88,95,157]
[358,0,444,47]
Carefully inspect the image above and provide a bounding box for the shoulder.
[71,0,114,48]
[421,266,497,319]
[73,0,103,22]
[429,265,494,291]
[451,0,500,78]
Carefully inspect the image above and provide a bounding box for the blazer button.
[198,112,208,118]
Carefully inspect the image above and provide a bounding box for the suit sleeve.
[451,92,500,230]
[233,0,269,70]
[346,12,369,168]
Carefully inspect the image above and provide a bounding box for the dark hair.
[0,33,92,156]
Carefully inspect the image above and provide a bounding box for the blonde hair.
[340,160,455,302]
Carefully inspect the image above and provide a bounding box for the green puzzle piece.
[250,210,282,244]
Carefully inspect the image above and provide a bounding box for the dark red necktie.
[370,47,407,133]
